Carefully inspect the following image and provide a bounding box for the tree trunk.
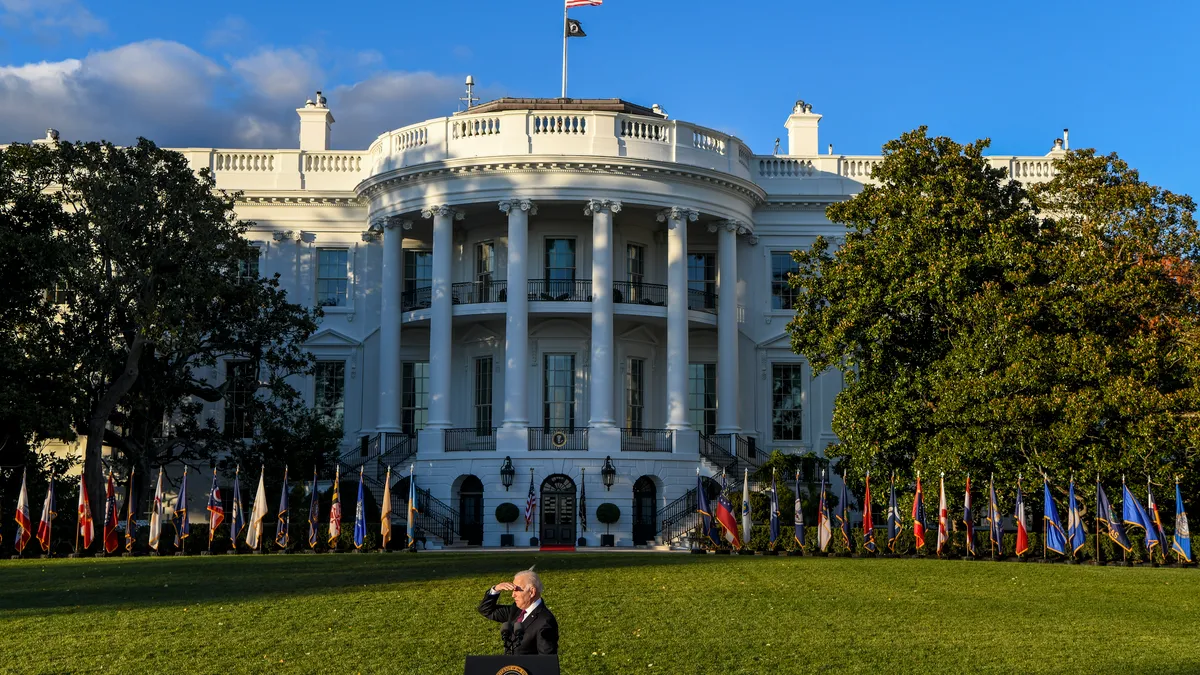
[84,334,147,530]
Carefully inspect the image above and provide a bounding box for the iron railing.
[687,288,717,313]
[528,427,589,451]
[401,287,432,312]
[613,281,668,306]
[698,432,762,478]
[413,486,458,545]
[620,428,673,452]
[658,487,701,546]
[452,280,507,304]
[339,431,417,484]
[444,427,497,451]
[528,279,592,302]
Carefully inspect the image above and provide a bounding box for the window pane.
[772,364,804,440]
[224,361,257,439]
[476,242,495,281]
[544,354,575,429]
[314,361,346,431]
[475,357,493,433]
[688,363,716,435]
[545,239,576,280]
[402,361,430,435]
[626,358,644,431]
[771,252,799,311]
[317,249,349,307]
[404,251,433,292]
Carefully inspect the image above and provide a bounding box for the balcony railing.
[528,279,592,302]
[613,281,668,306]
[445,427,497,451]
[451,280,507,304]
[688,288,717,313]
[620,428,673,452]
[401,286,432,312]
[528,427,589,451]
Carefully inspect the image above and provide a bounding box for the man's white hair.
[514,567,543,595]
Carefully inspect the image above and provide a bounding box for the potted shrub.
[495,503,519,547]
[596,503,620,547]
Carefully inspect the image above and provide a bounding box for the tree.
[786,128,1200,495]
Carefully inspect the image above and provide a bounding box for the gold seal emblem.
[495,666,529,675]
[551,431,567,448]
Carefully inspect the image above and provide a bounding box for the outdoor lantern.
[500,456,515,490]
[601,456,616,490]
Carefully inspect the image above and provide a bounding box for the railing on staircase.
[339,432,418,485]
[698,432,762,478]
[413,487,458,545]
[658,487,701,547]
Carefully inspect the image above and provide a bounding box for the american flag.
[524,471,537,531]
[566,0,602,7]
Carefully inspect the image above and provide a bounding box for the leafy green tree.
[786,128,1200,496]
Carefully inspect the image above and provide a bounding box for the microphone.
[501,622,516,655]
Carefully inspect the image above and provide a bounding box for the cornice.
[235,192,364,207]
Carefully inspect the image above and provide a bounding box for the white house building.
[46,92,1067,548]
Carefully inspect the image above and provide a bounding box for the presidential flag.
[123,467,137,553]
[1147,480,1168,557]
[936,473,948,557]
[103,470,120,554]
[381,466,393,549]
[886,474,903,553]
[1122,479,1157,553]
[229,466,245,549]
[206,469,224,546]
[768,469,780,547]
[962,476,975,557]
[837,470,853,552]
[353,468,367,550]
[329,465,342,546]
[696,469,719,547]
[148,467,164,552]
[714,471,741,547]
[741,469,752,547]
[1067,478,1086,556]
[276,467,291,550]
[523,469,536,532]
[246,467,268,551]
[1096,479,1131,552]
[307,469,320,549]
[77,472,94,551]
[793,470,806,548]
[987,476,1003,557]
[911,472,926,552]
[862,472,876,553]
[1172,478,1191,563]
[817,471,832,552]
[1043,476,1067,555]
[406,464,418,548]
[173,467,190,551]
[1014,475,1030,556]
[36,476,56,553]
[13,469,31,554]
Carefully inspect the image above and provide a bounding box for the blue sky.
[1,0,1196,196]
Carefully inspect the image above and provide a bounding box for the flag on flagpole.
[565,18,586,37]
[793,470,806,548]
[276,467,291,549]
[1121,478,1157,553]
[1147,480,1167,557]
[987,476,1003,557]
[206,468,224,546]
[307,469,320,549]
[713,471,740,547]
[229,466,245,549]
[407,464,418,548]
[565,0,602,6]
[381,466,393,549]
[14,469,31,554]
[936,473,948,557]
[77,472,94,551]
[1096,479,1131,552]
[523,469,536,532]
[173,467,190,551]
[862,472,876,553]
[1014,475,1030,556]
[123,467,137,553]
[1172,478,1191,562]
[1067,478,1086,556]
[887,473,903,553]
[36,476,56,553]
[328,465,342,547]
[696,468,718,547]
[579,470,588,533]
[246,467,268,551]
[768,469,780,547]
[962,476,975,556]
[741,469,752,546]
[353,468,367,549]
[1043,476,1067,555]
[148,468,164,552]
[817,470,831,552]
[837,470,853,552]
[103,470,120,554]
[912,472,926,552]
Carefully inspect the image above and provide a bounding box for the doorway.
[458,475,484,546]
[540,474,577,545]
[632,476,658,545]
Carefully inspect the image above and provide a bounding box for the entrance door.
[458,475,484,546]
[632,476,657,545]
[540,474,577,545]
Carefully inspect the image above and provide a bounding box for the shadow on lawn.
[0,552,719,613]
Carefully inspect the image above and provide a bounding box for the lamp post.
[601,456,616,490]
[500,456,515,491]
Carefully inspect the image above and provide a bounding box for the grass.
[1,552,1198,674]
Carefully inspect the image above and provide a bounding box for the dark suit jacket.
[478,590,559,655]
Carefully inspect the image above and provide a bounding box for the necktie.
[517,610,526,623]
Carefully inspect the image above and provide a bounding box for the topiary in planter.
[596,503,620,538]
[495,503,520,534]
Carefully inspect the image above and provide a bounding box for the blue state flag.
[1097,481,1132,552]
[793,471,805,547]
[353,468,367,549]
[1122,480,1156,553]
[1042,477,1068,555]
[768,470,780,547]
[1173,479,1192,563]
[173,467,190,550]
[695,470,719,547]
[886,474,903,552]
[987,477,1003,557]
[275,467,290,549]
[1067,479,1086,556]
[230,467,245,547]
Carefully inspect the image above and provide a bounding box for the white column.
[716,219,742,434]
[659,207,698,430]
[500,199,536,428]
[422,205,462,429]
[375,216,411,431]
[587,199,621,428]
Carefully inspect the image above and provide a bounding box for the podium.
[464,655,560,675]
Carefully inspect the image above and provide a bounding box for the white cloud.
[0,0,106,38]
[230,48,323,102]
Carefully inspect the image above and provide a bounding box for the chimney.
[297,90,334,152]
[783,100,821,156]
[1063,128,1069,151]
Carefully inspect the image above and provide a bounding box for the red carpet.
[539,545,576,552]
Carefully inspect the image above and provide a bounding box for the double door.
[540,475,577,545]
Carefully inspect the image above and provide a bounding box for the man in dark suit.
[478,568,559,655]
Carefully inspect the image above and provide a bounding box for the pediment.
[461,324,502,344]
[305,328,361,347]
[617,324,659,345]
[756,332,794,350]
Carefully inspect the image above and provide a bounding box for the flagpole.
[561,1,568,98]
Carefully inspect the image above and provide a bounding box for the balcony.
[444,427,497,451]
[687,288,717,313]
[401,287,431,312]
[528,427,589,451]
[620,428,673,452]
[613,281,667,306]
[451,280,507,304]
[528,279,592,302]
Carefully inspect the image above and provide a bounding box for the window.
[403,250,433,309]
[475,357,493,434]
[50,280,72,305]
[314,361,346,431]
[688,252,716,310]
[476,241,495,284]
[316,248,350,307]
[544,239,576,298]
[688,363,716,435]
[626,358,645,432]
[771,251,800,310]
[237,247,260,284]
[543,354,575,430]
[224,361,257,439]
[772,364,804,441]
[402,362,430,435]
[627,244,645,284]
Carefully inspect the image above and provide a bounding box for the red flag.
[37,479,56,553]
[102,471,120,553]
[78,473,94,550]
[14,470,32,553]
[911,473,926,550]
[1015,476,1030,556]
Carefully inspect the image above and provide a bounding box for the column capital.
[361,230,381,243]
[499,199,538,216]
[656,207,699,227]
[384,216,414,231]
[584,199,622,215]
[420,205,465,220]
[747,235,760,246]
[272,229,297,242]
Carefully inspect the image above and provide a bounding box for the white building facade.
[157,95,1063,548]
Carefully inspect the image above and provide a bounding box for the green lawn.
[1,552,1198,674]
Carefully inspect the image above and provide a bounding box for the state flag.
[245,467,268,551]
[206,469,224,545]
[308,469,320,549]
[329,465,343,546]
[353,467,367,550]
[123,468,137,553]
[276,467,291,550]
[103,470,120,554]
[696,469,719,547]
[1173,478,1191,562]
[148,468,164,552]
[14,469,32,554]
[77,472,94,551]
[714,472,741,547]
[936,473,948,557]
[1043,476,1068,556]
[911,472,926,551]
[768,470,780,547]
[1122,479,1157,554]
[1067,478,1086,556]
[1014,476,1030,556]
[741,469,752,547]
[817,471,831,552]
[1096,480,1131,552]
[987,476,1003,557]
[173,467,190,551]
[862,472,876,553]
[836,470,853,552]
[1147,481,1167,558]
[229,467,245,548]
[793,471,806,548]
[407,464,419,548]
[381,466,393,549]
[37,477,56,553]
[962,476,975,557]
[886,474,903,553]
